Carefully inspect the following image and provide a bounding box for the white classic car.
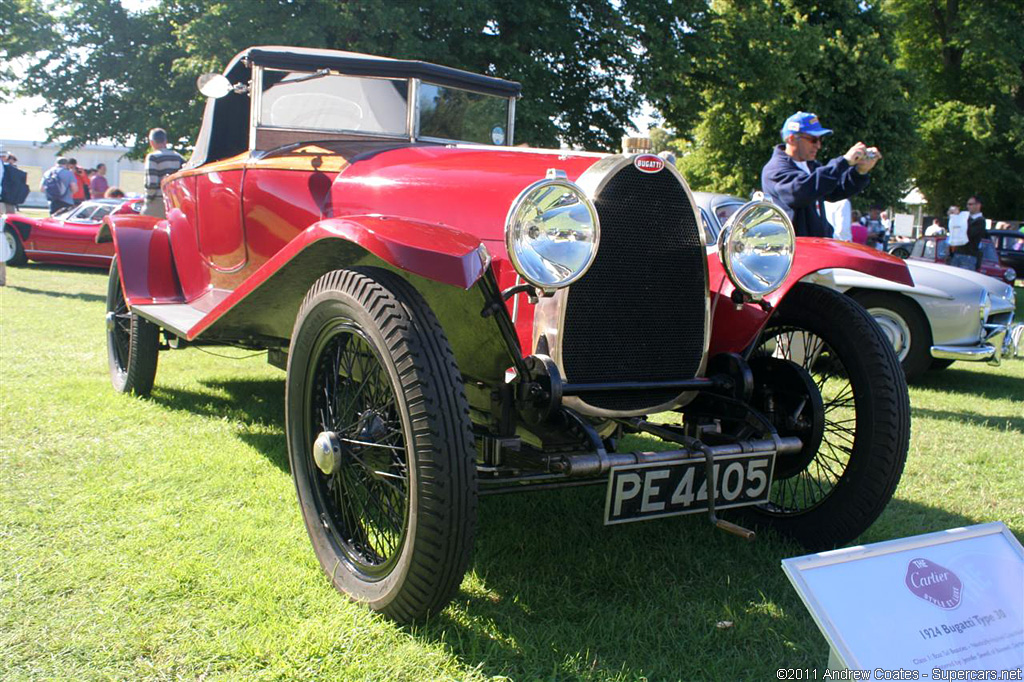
[695,192,1021,380]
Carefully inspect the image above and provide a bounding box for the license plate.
[604,451,776,525]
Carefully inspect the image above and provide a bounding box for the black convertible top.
[242,46,521,97]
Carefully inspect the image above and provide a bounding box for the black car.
[988,230,1024,278]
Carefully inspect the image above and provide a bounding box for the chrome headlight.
[504,174,600,291]
[717,198,795,299]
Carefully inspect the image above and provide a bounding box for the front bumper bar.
[931,322,1014,365]
[557,436,803,477]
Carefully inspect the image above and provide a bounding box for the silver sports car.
[695,192,1021,380]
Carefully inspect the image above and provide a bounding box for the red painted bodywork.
[706,238,914,356]
[108,143,911,357]
[3,199,140,269]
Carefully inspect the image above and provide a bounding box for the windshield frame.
[250,65,516,149]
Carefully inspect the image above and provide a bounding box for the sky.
[0,97,54,141]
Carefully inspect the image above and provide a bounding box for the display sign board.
[893,213,915,238]
[948,212,969,246]
[783,523,1023,674]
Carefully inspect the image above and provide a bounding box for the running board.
[132,303,206,338]
[131,289,232,338]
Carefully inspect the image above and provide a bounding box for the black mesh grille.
[562,164,706,411]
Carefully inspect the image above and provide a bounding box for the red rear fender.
[105,214,184,305]
[708,238,913,356]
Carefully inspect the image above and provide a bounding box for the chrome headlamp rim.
[717,198,796,299]
[503,176,601,291]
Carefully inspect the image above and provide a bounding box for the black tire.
[891,246,910,259]
[285,267,477,623]
[105,260,159,395]
[740,283,910,550]
[3,226,27,266]
[851,291,932,381]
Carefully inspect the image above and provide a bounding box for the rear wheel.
[740,283,910,550]
[285,268,476,623]
[3,227,27,266]
[105,260,159,395]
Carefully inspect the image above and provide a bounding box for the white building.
[0,138,147,207]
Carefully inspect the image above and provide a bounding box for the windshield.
[260,69,409,136]
[417,82,510,144]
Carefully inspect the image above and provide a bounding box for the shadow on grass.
[915,365,1024,402]
[149,377,288,471]
[414,492,983,679]
[6,284,106,304]
[912,406,1024,435]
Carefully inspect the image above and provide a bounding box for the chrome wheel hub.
[867,308,910,361]
[313,431,342,476]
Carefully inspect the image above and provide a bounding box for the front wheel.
[285,268,477,623]
[740,283,910,550]
[851,292,932,381]
[105,260,159,395]
[3,227,27,266]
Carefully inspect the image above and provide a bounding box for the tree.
[885,0,1024,218]
[3,0,641,156]
[626,0,919,207]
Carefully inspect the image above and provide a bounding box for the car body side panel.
[164,176,212,301]
[185,215,488,341]
[707,238,913,356]
[242,166,328,275]
[106,214,184,304]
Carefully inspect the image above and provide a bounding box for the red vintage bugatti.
[102,46,913,622]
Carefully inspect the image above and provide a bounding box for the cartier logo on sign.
[905,558,963,609]
[633,154,665,174]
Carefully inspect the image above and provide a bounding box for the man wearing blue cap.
[761,111,880,238]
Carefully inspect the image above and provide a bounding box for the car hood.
[907,259,1015,304]
[329,144,607,246]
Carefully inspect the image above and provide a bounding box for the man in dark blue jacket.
[761,111,880,238]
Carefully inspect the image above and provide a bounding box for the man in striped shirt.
[142,128,185,217]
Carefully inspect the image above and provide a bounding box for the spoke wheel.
[286,268,476,622]
[738,283,910,550]
[306,323,410,579]
[105,260,159,395]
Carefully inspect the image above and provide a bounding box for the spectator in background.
[957,194,987,269]
[105,187,125,198]
[924,218,946,236]
[863,205,886,249]
[90,163,109,198]
[68,159,89,204]
[850,210,868,245]
[40,157,77,214]
[142,127,184,217]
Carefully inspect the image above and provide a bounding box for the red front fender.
[185,215,489,341]
[707,237,913,356]
[104,214,184,304]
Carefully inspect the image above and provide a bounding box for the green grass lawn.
[2,266,1021,681]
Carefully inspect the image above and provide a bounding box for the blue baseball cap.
[781,111,833,141]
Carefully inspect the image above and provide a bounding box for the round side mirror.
[197,73,233,99]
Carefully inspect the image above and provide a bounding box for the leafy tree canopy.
[3,0,641,157]
[626,0,919,209]
[885,0,1024,217]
